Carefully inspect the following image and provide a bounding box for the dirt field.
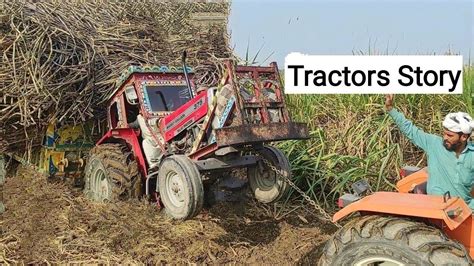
[1,166,335,264]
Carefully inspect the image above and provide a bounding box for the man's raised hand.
[385,94,394,111]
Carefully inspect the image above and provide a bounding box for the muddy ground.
[1,166,336,264]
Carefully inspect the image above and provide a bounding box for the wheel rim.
[255,160,277,190]
[354,256,405,266]
[92,168,111,202]
[165,170,185,208]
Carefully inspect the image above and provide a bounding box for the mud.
[1,166,335,264]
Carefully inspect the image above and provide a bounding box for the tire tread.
[319,215,471,265]
[85,143,141,200]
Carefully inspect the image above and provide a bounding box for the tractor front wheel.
[84,143,141,202]
[248,146,290,203]
[158,155,204,220]
[319,215,472,265]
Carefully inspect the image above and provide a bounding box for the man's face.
[443,129,467,151]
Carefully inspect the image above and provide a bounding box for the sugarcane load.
[0,1,232,154]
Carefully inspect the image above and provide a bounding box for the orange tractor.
[320,166,473,265]
[82,55,309,220]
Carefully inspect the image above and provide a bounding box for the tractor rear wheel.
[84,143,141,202]
[319,215,472,265]
[158,155,204,220]
[248,146,290,203]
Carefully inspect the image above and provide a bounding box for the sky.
[228,0,473,66]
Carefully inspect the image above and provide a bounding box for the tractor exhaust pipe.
[182,51,194,98]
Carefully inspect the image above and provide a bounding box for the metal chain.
[260,157,342,228]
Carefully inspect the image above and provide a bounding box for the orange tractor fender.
[333,191,472,231]
[333,168,474,259]
[335,167,471,229]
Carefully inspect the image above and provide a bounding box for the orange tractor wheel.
[319,215,472,265]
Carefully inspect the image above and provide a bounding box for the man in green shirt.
[385,95,474,211]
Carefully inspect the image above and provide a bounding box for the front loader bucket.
[190,61,310,159]
[219,60,310,143]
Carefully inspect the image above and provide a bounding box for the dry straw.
[0,0,233,154]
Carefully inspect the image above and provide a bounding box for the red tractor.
[83,56,308,220]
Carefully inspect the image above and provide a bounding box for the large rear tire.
[158,155,204,220]
[248,146,290,203]
[319,215,472,265]
[84,143,141,202]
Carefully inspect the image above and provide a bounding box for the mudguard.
[96,128,147,177]
[333,191,472,231]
